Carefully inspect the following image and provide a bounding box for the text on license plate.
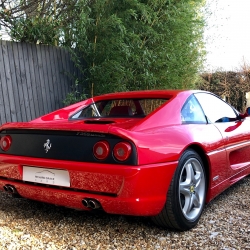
[23,166,70,187]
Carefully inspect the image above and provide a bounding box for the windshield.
[70,98,167,119]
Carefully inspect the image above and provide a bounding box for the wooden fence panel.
[0,40,83,125]
[0,41,12,123]
[6,42,21,122]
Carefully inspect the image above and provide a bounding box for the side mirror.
[240,107,250,119]
[246,107,250,115]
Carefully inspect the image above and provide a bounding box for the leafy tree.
[1,0,206,99]
[0,0,77,45]
[72,0,206,96]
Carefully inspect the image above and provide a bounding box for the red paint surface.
[0,90,249,216]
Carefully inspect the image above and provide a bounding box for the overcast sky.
[204,0,250,71]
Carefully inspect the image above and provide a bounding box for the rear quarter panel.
[111,122,229,203]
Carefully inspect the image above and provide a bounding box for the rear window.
[70,98,167,119]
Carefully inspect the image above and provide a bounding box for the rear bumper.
[0,155,177,216]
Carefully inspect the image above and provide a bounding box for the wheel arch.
[152,143,210,230]
[185,144,210,202]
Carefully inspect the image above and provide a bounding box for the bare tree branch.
[0,0,78,28]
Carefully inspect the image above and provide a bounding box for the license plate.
[23,166,70,187]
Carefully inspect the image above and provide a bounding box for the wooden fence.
[0,40,82,125]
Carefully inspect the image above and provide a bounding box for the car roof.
[93,89,194,101]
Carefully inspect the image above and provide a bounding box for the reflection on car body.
[0,90,249,231]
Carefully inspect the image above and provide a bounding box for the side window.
[181,95,207,124]
[194,93,237,123]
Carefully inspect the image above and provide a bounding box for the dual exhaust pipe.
[3,185,101,207]
[3,184,21,198]
[82,198,101,210]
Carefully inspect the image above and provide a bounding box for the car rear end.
[0,90,183,216]
[0,122,177,216]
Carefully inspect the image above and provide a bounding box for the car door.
[195,92,250,179]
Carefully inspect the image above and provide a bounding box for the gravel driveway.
[0,176,249,250]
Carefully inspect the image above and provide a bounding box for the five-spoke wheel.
[152,149,207,231]
[179,157,206,221]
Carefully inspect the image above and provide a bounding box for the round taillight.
[113,142,132,161]
[0,135,12,151]
[93,141,110,160]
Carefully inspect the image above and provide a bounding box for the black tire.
[152,149,207,231]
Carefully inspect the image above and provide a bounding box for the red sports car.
[0,90,249,231]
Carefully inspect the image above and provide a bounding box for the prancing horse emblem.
[44,139,52,153]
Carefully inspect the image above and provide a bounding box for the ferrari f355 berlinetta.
[0,90,249,231]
